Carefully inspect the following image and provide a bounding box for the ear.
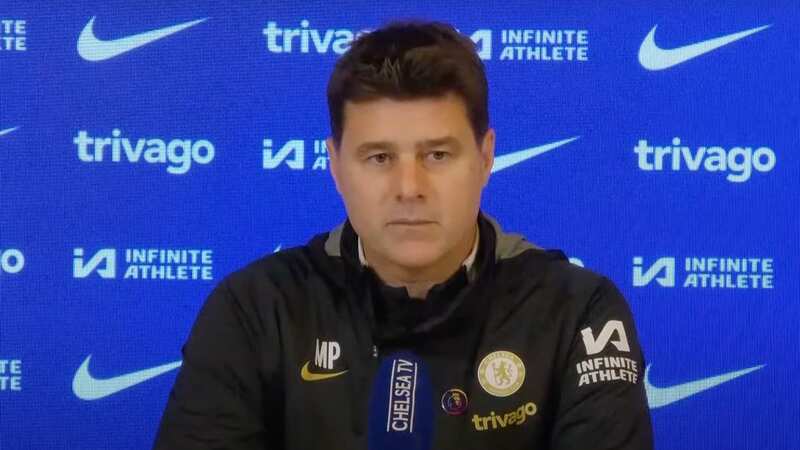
[326,137,342,194]
[479,128,495,187]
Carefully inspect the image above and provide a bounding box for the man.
[154,21,653,449]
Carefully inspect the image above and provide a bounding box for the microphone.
[368,351,434,450]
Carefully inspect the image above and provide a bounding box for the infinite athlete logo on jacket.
[477,351,526,397]
[368,353,433,450]
[577,321,639,387]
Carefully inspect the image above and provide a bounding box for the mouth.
[388,219,435,226]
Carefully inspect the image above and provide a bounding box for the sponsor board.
[633,256,774,289]
[263,138,329,171]
[1,19,26,51]
[262,20,588,62]
[634,137,776,183]
[0,249,24,274]
[73,247,213,281]
[0,359,22,392]
[75,129,215,174]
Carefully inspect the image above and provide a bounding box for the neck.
[363,223,478,300]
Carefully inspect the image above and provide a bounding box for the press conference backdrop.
[1,1,798,449]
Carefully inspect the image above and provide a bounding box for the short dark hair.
[327,21,489,147]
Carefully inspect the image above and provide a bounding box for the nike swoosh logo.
[300,361,348,381]
[72,354,182,400]
[0,126,20,137]
[491,136,580,173]
[639,24,771,71]
[77,16,207,62]
[644,364,764,408]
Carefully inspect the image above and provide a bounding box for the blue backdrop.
[1,1,798,449]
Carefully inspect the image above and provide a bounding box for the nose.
[394,156,427,202]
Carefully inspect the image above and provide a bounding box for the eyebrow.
[417,136,461,151]
[355,141,396,157]
[354,136,461,157]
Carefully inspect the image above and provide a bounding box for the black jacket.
[153,212,653,449]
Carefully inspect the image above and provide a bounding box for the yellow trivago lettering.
[471,402,537,431]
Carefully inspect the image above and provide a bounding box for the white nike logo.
[72,354,182,400]
[0,126,20,137]
[492,136,579,173]
[639,24,770,70]
[644,364,764,408]
[77,16,207,62]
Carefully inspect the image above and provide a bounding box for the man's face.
[327,93,494,274]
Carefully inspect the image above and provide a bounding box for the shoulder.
[484,213,619,314]
[499,246,608,295]
[214,239,328,310]
[486,213,607,298]
[231,241,317,284]
[493,246,628,326]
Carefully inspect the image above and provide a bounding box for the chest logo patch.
[477,350,526,397]
[300,338,348,382]
[441,388,469,416]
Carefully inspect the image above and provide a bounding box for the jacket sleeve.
[550,277,654,450]
[152,278,282,449]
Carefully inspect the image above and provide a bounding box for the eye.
[368,153,391,164]
[428,151,449,161]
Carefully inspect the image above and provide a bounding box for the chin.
[389,246,443,268]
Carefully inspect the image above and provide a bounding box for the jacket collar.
[321,212,492,341]
[315,210,542,343]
